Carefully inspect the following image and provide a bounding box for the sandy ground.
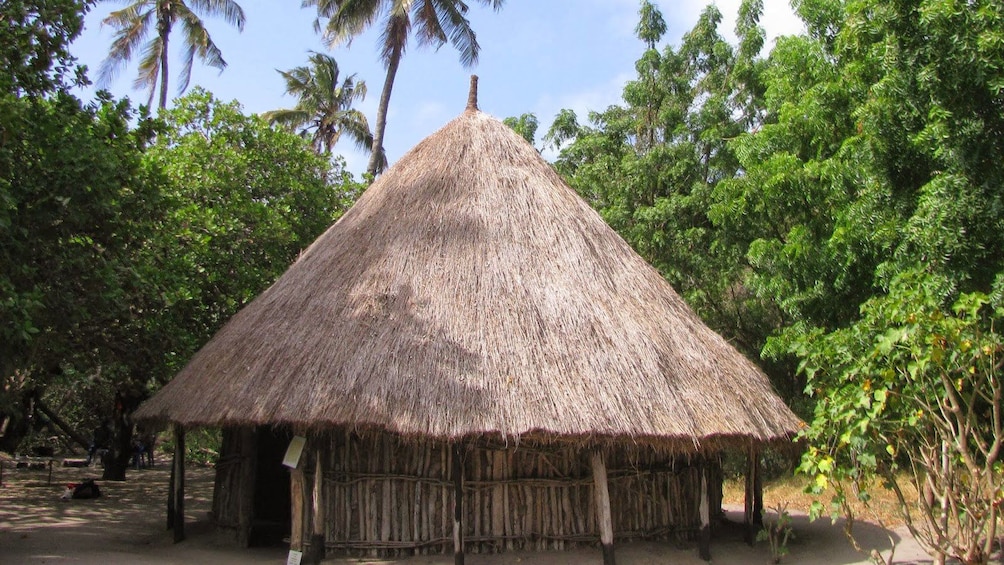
[0,459,956,565]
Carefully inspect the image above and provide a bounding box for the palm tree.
[304,0,505,177]
[263,52,380,165]
[98,0,246,109]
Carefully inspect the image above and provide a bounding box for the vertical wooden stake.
[753,449,763,532]
[236,427,257,548]
[744,445,762,544]
[698,464,711,561]
[167,445,175,530]
[290,437,306,555]
[590,451,615,565]
[173,426,186,543]
[453,442,464,565]
[306,442,326,564]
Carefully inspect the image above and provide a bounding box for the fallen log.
[35,400,90,450]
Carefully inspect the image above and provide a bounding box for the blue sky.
[71,0,804,176]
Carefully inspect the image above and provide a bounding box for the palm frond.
[300,0,329,35]
[186,0,246,31]
[98,0,245,109]
[338,109,375,151]
[341,73,367,103]
[98,3,155,87]
[308,51,341,88]
[264,51,374,158]
[175,5,227,93]
[280,60,316,91]
[429,0,478,67]
[475,0,504,10]
[262,108,312,130]
[176,42,197,94]
[412,0,446,49]
[379,12,410,66]
[323,0,383,48]
[134,37,164,107]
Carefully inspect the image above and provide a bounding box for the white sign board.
[282,436,306,469]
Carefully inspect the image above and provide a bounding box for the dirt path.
[0,460,942,564]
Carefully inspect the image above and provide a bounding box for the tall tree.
[1,0,162,453]
[711,0,1004,560]
[97,0,246,108]
[263,51,375,159]
[634,0,666,51]
[304,0,505,177]
[548,1,781,388]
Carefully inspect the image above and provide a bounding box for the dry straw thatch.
[137,79,801,452]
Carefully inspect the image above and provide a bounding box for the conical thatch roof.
[137,80,801,450]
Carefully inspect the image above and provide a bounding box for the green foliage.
[502,113,539,147]
[263,51,375,160]
[757,502,795,563]
[98,0,246,108]
[305,0,506,176]
[795,270,1002,562]
[0,0,90,96]
[635,0,666,50]
[548,0,798,400]
[549,3,1004,558]
[142,88,363,377]
[0,0,360,455]
[0,91,159,409]
[159,427,221,466]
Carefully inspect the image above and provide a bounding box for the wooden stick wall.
[293,431,723,557]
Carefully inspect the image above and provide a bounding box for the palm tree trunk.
[158,36,170,108]
[366,46,402,178]
[157,7,172,109]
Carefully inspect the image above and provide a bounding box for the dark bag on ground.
[72,479,101,499]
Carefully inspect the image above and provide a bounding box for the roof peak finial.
[466,75,479,112]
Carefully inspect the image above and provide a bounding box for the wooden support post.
[590,451,615,565]
[167,450,175,530]
[698,464,711,561]
[753,449,763,531]
[236,427,257,548]
[452,442,464,565]
[289,431,303,553]
[172,426,186,543]
[290,458,306,554]
[744,445,763,544]
[306,443,326,565]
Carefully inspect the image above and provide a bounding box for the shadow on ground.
[0,459,950,564]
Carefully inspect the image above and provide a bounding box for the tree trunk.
[157,11,172,109]
[34,399,90,450]
[0,391,36,453]
[172,426,186,542]
[366,23,404,178]
[102,390,142,481]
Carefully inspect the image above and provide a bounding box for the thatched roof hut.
[138,77,800,563]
